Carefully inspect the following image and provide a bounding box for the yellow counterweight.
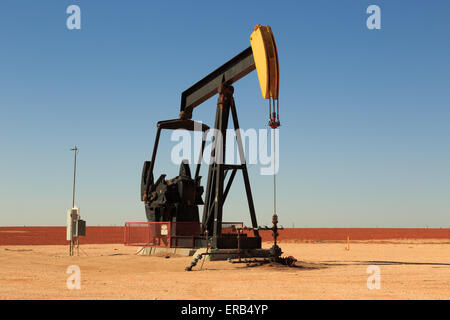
[250,24,279,100]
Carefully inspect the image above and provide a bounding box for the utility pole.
[71,146,78,208]
[69,146,78,256]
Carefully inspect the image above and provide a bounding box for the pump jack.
[141,25,281,254]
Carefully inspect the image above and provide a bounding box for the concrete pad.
[137,246,197,256]
[193,248,272,261]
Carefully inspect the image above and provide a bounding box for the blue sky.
[0,1,449,227]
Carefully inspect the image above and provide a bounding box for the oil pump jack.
[140,25,282,255]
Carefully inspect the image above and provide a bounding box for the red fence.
[0,226,124,245]
[124,222,202,248]
[123,222,247,247]
[2,227,450,245]
[124,222,171,247]
[221,222,244,234]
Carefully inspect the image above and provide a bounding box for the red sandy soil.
[1,226,450,245]
[1,241,450,299]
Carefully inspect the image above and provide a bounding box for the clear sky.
[0,1,449,227]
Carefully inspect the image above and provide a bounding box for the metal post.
[70,146,78,256]
[71,146,78,209]
[212,98,230,245]
[237,228,241,263]
[230,98,259,237]
[201,106,219,234]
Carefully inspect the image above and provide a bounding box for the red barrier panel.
[243,228,450,241]
[124,222,241,247]
[124,222,171,247]
[221,222,244,234]
[2,226,450,245]
[0,226,124,245]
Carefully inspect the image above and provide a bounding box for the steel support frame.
[202,84,259,248]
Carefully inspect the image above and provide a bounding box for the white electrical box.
[66,207,80,241]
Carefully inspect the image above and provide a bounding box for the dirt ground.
[1,240,450,300]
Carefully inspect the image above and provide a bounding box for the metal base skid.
[193,248,271,261]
